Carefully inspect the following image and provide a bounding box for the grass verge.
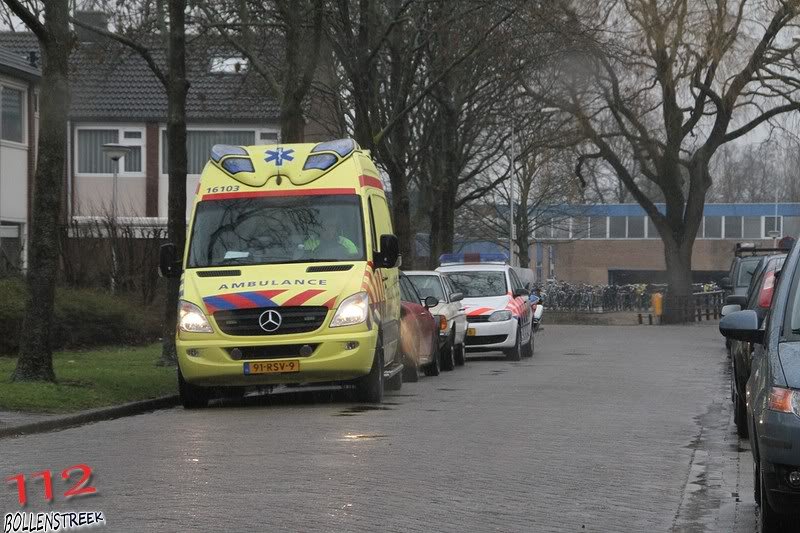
[0,344,175,413]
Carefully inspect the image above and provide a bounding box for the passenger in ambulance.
[304,220,358,259]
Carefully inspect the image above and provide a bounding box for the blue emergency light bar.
[210,144,248,162]
[439,252,509,265]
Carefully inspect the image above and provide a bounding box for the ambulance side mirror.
[375,234,400,269]
[159,243,182,279]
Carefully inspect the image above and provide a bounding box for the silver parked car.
[405,270,467,369]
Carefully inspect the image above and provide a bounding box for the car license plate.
[244,361,300,375]
[467,327,476,336]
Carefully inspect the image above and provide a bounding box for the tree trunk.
[280,95,305,143]
[662,238,693,324]
[12,1,72,382]
[160,0,189,366]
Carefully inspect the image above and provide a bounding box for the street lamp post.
[509,122,515,267]
[101,143,131,292]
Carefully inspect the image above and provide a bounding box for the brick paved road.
[1,325,758,532]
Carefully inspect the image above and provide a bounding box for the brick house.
[0,13,335,228]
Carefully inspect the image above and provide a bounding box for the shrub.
[0,278,162,355]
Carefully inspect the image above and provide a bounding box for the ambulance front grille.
[214,306,329,336]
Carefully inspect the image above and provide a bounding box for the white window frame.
[158,125,280,177]
[587,216,608,239]
[0,78,28,148]
[702,216,723,239]
[764,215,783,238]
[74,123,146,178]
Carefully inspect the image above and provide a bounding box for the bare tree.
[72,0,188,363]
[325,0,515,262]
[523,0,800,322]
[196,0,325,142]
[4,0,73,381]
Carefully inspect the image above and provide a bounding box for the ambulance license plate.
[467,328,476,336]
[244,361,300,375]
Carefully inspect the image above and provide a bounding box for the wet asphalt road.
[1,325,760,532]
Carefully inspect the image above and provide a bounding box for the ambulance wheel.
[386,364,403,391]
[178,367,209,409]
[505,327,522,361]
[355,334,384,403]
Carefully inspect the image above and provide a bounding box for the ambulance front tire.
[178,367,210,409]
[355,334,384,403]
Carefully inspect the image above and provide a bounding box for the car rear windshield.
[188,195,366,267]
[407,275,445,301]
[445,271,507,297]
[737,257,762,287]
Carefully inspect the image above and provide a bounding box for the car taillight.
[758,271,776,308]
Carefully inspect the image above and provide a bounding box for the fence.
[536,281,723,321]
[535,282,669,312]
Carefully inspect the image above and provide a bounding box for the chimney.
[73,11,109,43]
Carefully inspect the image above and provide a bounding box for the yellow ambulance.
[159,139,402,408]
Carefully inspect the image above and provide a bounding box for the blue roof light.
[312,138,356,157]
[221,157,255,174]
[303,153,337,171]
[211,144,248,162]
[439,252,509,265]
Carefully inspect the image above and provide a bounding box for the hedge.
[0,278,162,355]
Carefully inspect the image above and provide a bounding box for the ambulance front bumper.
[177,328,378,387]
[464,319,518,351]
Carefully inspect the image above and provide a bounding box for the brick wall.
[533,238,776,284]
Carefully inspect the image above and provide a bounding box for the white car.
[437,255,534,361]
[405,270,468,369]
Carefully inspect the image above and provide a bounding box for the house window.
[743,216,761,238]
[704,216,722,238]
[646,217,658,239]
[764,216,782,238]
[210,57,248,74]
[589,216,607,238]
[162,130,257,175]
[725,216,742,239]
[609,217,626,238]
[627,216,644,238]
[76,127,145,174]
[1,87,24,143]
[259,131,278,143]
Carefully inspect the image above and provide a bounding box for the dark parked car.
[727,254,785,437]
[398,273,441,382]
[723,254,764,298]
[720,245,800,532]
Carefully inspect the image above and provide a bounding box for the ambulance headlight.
[179,300,213,333]
[488,310,512,322]
[330,292,369,328]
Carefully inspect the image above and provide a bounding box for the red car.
[399,273,442,382]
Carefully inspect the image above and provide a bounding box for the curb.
[0,395,180,439]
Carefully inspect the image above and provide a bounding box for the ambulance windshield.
[188,195,366,267]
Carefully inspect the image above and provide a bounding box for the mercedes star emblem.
[258,309,282,332]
